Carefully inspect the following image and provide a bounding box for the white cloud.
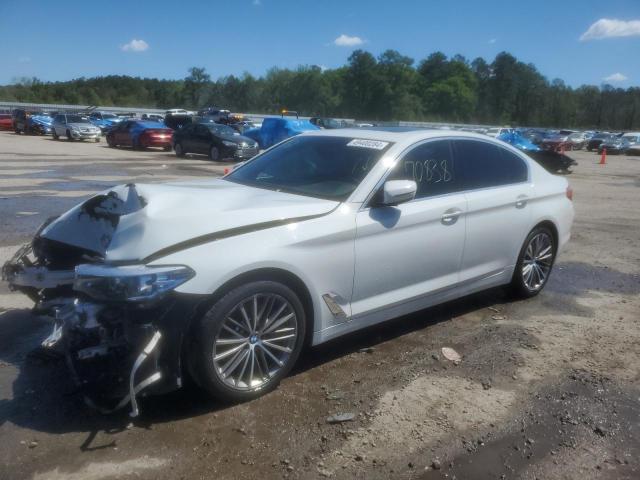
[121,39,149,52]
[333,34,364,47]
[580,18,640,41]
[488,38,497,44]
[603,72,628,82]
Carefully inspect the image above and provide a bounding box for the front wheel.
[209,146,220,161]
[189,280,306,403]
[66,130,74,141]
[52,130,59,140]
[106,136,115,148]
[508,226,556,298]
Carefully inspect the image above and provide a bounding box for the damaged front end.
[2,184,201,416]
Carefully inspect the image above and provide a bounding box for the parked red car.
[0,113,14,130]
[106,120,173,150]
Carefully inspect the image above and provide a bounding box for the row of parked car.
[487,127,640,155]
[4,107,640,166]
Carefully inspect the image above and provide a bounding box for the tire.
[507,226,556,299]
[107,136,115,148]
[94,137,100,143]
[189,280,306,403]
[174,142,185,157]
[209,146,220,161]
[66,130,74,141]
[52,130,59,140]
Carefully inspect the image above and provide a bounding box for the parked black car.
[172,122,259,161]
[163,114,193,130]
[598,137,632,155]
[586,133,615,151]
[198,107,230,123]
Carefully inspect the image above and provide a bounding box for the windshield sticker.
[347,139,389,150]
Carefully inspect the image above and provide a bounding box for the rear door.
[352,139,467,318]
[452,139,533,284]
[120,122,134,145]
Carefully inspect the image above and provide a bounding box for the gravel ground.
[0,131,639,480]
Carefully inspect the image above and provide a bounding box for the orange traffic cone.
[600,148,607,165]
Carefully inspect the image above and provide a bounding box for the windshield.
[227,135,392,200]
[207,124,237,136]
[67,115,88,123]
[102,113,117,119]
[568,133,582,140]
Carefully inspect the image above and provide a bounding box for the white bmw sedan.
[3,129,573,412]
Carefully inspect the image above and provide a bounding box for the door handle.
[441,208,462,225]
[515,195,528,209]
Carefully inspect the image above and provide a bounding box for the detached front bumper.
[3,245,206,415]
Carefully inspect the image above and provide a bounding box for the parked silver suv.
[52,114,101,142]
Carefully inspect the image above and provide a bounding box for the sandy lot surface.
[0,130,639,480]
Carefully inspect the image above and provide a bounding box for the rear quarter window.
[453,139,528,190]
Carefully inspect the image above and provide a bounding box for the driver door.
[351,139,467,320]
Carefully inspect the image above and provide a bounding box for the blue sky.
[1,0,638,87]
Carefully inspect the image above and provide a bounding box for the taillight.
[566,186,573,201]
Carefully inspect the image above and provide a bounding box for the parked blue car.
[243,117,319,149]
[88,111,123,133]
[498,131,576,174]
[12,109,53,135]
[498,131,541,152]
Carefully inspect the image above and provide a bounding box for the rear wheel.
[106,136,115,148]
[52,130,59,140]
[174,142,185,157]
[508,226,556,298]
[66,130,74,141]
[189,280,306,403]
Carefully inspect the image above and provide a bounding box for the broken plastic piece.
[441,347,462,364]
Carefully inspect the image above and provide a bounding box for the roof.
[303,127,493,144]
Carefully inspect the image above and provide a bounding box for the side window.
[196,125,209,136]
[388,140,458,199]
[453,140,527,190]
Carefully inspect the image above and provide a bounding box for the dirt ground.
[0,130,639,480]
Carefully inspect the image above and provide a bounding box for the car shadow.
[0,285,513,447]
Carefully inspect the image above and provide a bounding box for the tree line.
[1,50,639,130]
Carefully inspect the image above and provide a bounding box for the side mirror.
[379,180,417,206]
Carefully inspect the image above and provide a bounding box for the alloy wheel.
[522,232,553,291]
[212,293,298,391]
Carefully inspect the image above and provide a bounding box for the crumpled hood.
[30,115,52,126]
[38,180,338,263]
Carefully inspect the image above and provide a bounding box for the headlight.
[222,140,237,147]
[74,264,195,302]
